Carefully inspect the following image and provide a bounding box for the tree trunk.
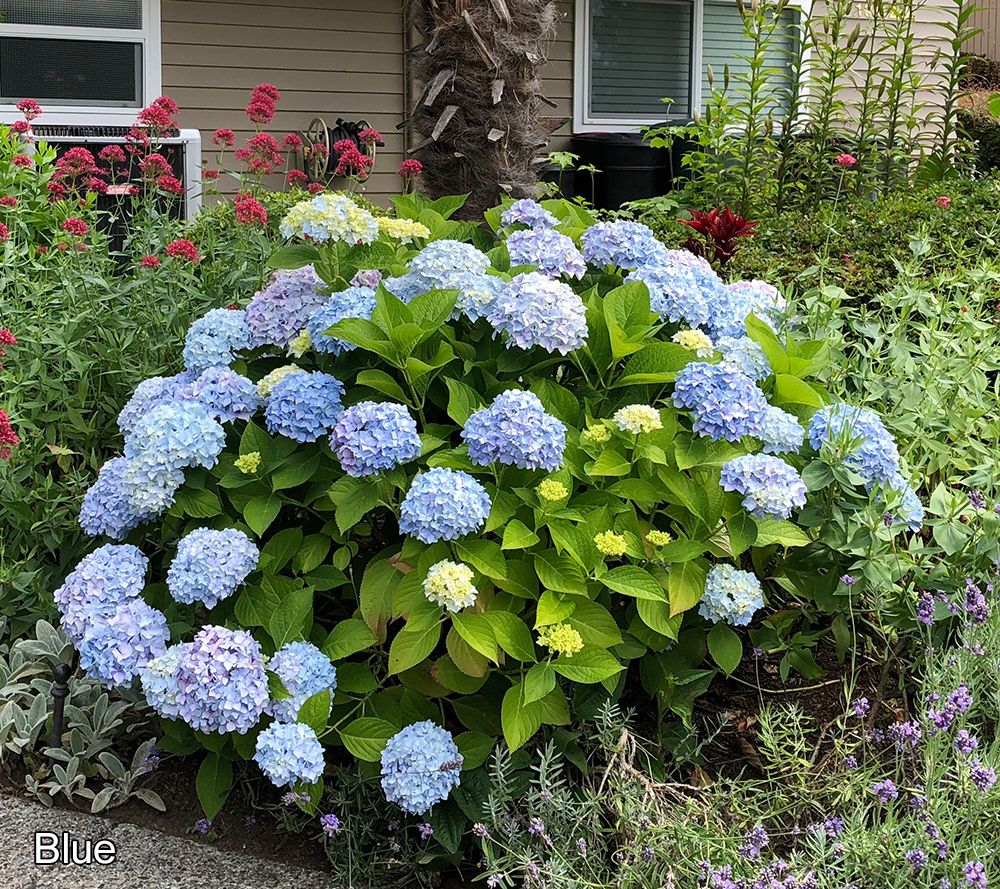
[408,0,558,218]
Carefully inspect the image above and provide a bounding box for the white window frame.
[0,0,161,125]
[573,0,811,133]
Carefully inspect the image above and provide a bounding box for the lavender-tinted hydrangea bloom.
[717,336,771,381]
[77,598,169,687]
[264,371,344,442]
[245,266,328,348]
[672,362,768,442]
[254,722,325,787]
[487,272,588,354]
[117,372,197,436]
[760,405,806,455]
[268,641,338,723]
[380,721,463,814]
[506,228,586,279]
[807,403,901,484]
[178,367,262,423]
[79,457,147,540]
[720,454,807,520]
[54,544,147,643]
[501,199,558,229]
[125,401,226,473]
[304,287,377,355]
[174,626,269,734]
[167,527,259,609]
[463,390,566,471]
[625,250,725,327]
[330,401,421,476]
[139,643,189,720]
[581,220,669,269]
[399,468,491,543]
[350,268,383,289]
[700,564,765,626]
[183,308,252,374]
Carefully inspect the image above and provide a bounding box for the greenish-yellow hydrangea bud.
[235,452,261,475]
[646,529,673,546]
[423,560,478,612]
[257,364,306,397]
[377,217,431,242]
[594,530,628,557]
[287,328,311,358]
[537,623,584,657]
[672,328,714,358]
[581,424,611,444]
[537,479,569,501]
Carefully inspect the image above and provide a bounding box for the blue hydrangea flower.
[167,527,259,609]
[173,626,269,734]
[80,457,147,540]
[506,228,586,279]
[720,454,808,520]
[410,239,491,281]
[462,390,565,471]
[717,336,771,381]
[672,362,768,442]
[54,544,147,643]
[807,403,901,484]
[183,308,252,374]
[268,641,338,723]
[380,721,463,814]
[760,405,806,455]
[381,274,426,304]
[120,460,184,519]
[140,643,190,720]
[486,272,588,355]
[254,722,325,788]
[77,598,170,687]
[264,371,345,442]
[625,250,726,327]
[878,473,925,532]
[245,266,329,348]
[700,564,765,626]
[117,372,197,436]
[448,273,505,322]
[304,287,377,355]
[179,367,263,423]
[501,199,558,229]
[330,401,421,476]
[399,468,491,543]
[125,401,226,473]
[709,280,787,341]
[581,221,669,270]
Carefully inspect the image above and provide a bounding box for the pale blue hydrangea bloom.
[880,473,925,531]
[254,722,326,788]
[178,367,262,423]
[399,468,491,543]
[173,626,269,734]
[140,643,190,720]
[182,308,251,374]
[580,220,669,270]
[79,457,148,540]
[117,372,197,436]
[462,390,566,471]
[486,272,588,355]
[807,403,901,485]
[264,371,344,442]
[77,598,169,687]
[167,527,259,609]
[501,199,558,229]
[760,405,806,455]
[709,280,787,340]
[410,239,490,281]
[120,460,184,519]
[330,401,421,476]
[125,401,226,473]
[351,268,383,289]
[54,544,147,643]
[304,287,377,355]
[721,454,807,520]
[383,269,503,322]
[672,362,768,442]
[381,274,425,304]
[268,641,338,723]
[700,564,765,626]
[625,250,726,327]
[245,266,328,348]
[717,336,771,381]
[380,721,463,814]
[506,228,586,279]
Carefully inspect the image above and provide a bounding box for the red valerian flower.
[151,95,180,116]
[47,181,67,200]
[139,153,172,178]
[0,328,15,362]
[136,97,178,135]
[140,255,161,269]
[55,147,98,181]
[283,133,304,151]
[309,143,329,159]
[236,132,283,176]
[157,174,185,195]
[202,168,221,181]
[165,238,200,263]
[835,153,857,168]
[0,409,20,460]
[246,99,276,125]
[12,155,32,168]
[234,193,268,226]
[252,83,281,103]
[287,169,309,187]
[398,159,423,178]
[0,196,16,208]
[332,139,355,156]
[36,245,49,255]
[0,223,9,242]
[936,195,952,208]
[99,144,127,166]
[212,128,236,147]
[333,141,373,177]
[358,128,382,145]
[86,177,109,194]
[307,182,324,194]
[62,217,90,237]
[11,120,29,135]
[680,207,757,264]
[16,98,42,121]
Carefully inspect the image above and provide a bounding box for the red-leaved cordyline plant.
[680,207,758,265]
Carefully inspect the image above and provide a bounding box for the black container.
[572,131,684,210]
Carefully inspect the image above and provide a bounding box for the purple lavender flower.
[418,823,434,841]
[889,720,922,752]
[871,779,899,803]
[906,849,929,872]
[852,697,870,718]
[964,580,991,623]
[320,813,342,837]
[195,818,212,835]
[963,861,986,889]
[969,489,987,510]
[576,838,588,856]
[841,574,856,586]
[472,823,489,838]
[970,760,997,792]
[955,730,979,756]
[739,823,769,861]
[527,818,546,837]
[917,590,936,626]
[843,755,859,770]
[949,685,973,714]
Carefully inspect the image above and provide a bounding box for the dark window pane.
[0,0,142,29]
[0,37,142,107]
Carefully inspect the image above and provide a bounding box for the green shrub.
[959,108,1000,176]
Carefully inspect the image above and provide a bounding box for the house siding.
[968,1,1000,59]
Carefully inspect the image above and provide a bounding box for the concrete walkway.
[0,793,337,889]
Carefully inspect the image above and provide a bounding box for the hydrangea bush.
[54,192,926,837]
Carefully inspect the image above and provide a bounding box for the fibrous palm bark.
[408,0,558,218]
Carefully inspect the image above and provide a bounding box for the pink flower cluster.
[333,138,373,178]
[246,83,280,126]
[165,238,200,263]
[234,192,268,226]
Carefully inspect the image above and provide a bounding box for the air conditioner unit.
[31,125,203,220]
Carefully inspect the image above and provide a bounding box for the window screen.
[0,1,143,29]
[589,0,693,120]
[0,37,142,106]
[701,3,798,110]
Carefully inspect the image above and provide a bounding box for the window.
[574,0,802,131]
[0,0,161,121]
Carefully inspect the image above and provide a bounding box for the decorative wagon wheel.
[302,116,332,180]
